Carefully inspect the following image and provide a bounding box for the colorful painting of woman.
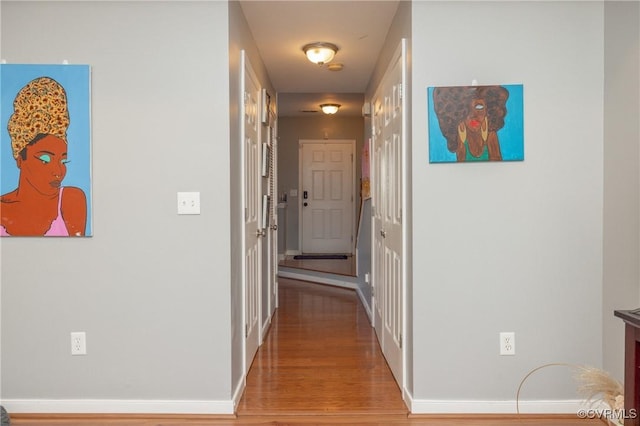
[1,66,91,237]
[428,84,524,163]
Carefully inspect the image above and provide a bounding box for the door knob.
[303,202,308,207]
[256,229,265,237]
[380,230,386,238]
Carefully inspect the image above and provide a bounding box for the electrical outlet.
[500,332,515,356]
[71,332,87,355]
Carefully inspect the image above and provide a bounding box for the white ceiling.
[239,1,400,117]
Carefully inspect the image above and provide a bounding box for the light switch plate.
[177,192,200,215]
[290,189,298,197]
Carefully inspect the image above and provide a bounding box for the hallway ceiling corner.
[238,0,400,117]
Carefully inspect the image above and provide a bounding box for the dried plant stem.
[516,362,576,414]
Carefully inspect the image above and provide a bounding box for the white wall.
[411,1,604,407]
[1,1,233,412]
[603,1,640,381]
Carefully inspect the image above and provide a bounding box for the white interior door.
[371,40,406,386]
[241,51,261,371]
[300,140,354,254]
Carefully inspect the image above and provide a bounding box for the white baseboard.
[261,314,272,342]
[285,250,300,256]
[232,376,246,411]
[1,399,235,414]
[355,286,372,323]
[408,398,588,414]
[3,397,589,416]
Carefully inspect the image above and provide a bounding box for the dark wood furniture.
[614,308,640,426]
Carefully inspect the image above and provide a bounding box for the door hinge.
[245,208,248,221]
[398,83,403,102]
[245,323,248,338]
[351,235,353,242]
[399,333,403,349]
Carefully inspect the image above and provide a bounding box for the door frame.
[297,139,356,255]
[240,50,263,377]
[370,38,408,400]
[264,118,278,338]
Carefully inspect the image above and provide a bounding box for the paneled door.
[371,40,406,387]
[300,140,354,254]
[241,51,262,372]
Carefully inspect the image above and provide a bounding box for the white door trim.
[297,139,356,255]
[399,38,409,404]
[370,38,408,400]
[240,50,262,378]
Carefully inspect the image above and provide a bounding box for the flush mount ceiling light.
[302,42,339,65]
[320,103,341,115]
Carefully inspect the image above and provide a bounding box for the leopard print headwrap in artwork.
[7,77,70,159]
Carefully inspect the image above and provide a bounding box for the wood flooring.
[236,278,406,415]
[278,255,356,277]
[10,276,603,426]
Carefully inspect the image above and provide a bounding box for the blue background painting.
[1,64,92,235]
[428,84,524,163]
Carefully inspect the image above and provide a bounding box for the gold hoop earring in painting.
[457,122,467,144]
[481,117,488,142]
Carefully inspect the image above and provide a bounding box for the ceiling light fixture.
[302,42,338,65]
[320,103,340,115]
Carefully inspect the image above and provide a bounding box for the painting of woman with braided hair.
[1,64,91,236]
[428,84,524,163]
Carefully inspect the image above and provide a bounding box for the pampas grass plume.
[574,365,624,410]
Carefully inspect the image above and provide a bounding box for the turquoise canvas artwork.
[1,64,92,236]
[428,84,524,163]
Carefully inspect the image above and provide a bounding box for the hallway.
[236,277,407,415]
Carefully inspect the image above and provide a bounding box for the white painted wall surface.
[411,1,604,404]
[602,0,640,382]
[1,1,233,412]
